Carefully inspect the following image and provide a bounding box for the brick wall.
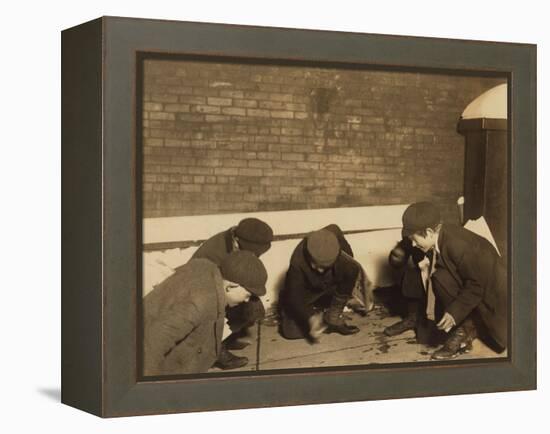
[142,59,505,222]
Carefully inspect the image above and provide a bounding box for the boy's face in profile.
[224,283,252,307]
[409,228,438,253]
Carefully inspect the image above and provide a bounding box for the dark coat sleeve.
[444,241,486,325]
[333,254,360,297]
[283,265,316,329]
[191,230,230,266]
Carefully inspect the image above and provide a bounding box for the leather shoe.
[212,348,248,370]
[325,323,360,335]
[431,327,473,360]
[224,339,250,350]
[383,317,416,337]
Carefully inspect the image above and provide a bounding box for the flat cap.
[220,250,267,296]
[401,201,441,237]
[235,218,274,257]
[306,229,340,267]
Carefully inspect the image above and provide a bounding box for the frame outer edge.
[61,17,104,416]
[508,43,536,390]
[522,44,537,389]
[99,17,537,416]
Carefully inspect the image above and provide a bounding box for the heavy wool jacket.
[434,224,507,349]
[143,258,225,376]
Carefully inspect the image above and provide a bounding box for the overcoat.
[434,224,507,349]
[143,258,225,376]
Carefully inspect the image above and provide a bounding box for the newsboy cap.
[234,218,274,257]
[220,250,267,296]
[401,201,441,237]
[306,229,340,267]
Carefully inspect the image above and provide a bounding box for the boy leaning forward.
[401,202,507,360]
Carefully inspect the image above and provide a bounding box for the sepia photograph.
[139,55,509,378]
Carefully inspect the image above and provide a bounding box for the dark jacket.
[391,238,427,299]
[434,224,507,348]
[191,227,266,332]
[192,229,235,266]
[143,258,225,376]
[280,225,359,329]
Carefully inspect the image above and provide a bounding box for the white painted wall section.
[142,205,409,305]
[143,206,500,315]
[143,204,408,244]
[142,228,404,305]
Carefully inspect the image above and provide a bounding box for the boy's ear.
[222,280,233,292]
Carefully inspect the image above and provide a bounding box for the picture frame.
[61,16,536,417]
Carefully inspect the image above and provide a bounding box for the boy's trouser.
[431,268,476,336]
[401,266,426,299]
[279,306,309,340]
[279,289,335,340]
[401,268,446,346]
[279,288,353,340]
[225,296,265,336]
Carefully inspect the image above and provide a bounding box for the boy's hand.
[389,245,408,268]
[308,312,327,341]
[437,312,456,333]
[222,317,232,340]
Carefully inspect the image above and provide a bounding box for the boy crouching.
[143,250,268,376]
[399,201,507,360]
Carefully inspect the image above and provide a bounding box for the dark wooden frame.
[61,16,537,417]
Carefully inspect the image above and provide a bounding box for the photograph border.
[135,51,511,381]
[61,16,536,417]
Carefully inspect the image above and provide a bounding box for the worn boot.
[431,326,473,360]
[224,338,250,351]
[323,295,360,335]
[384,315,417,337]
[462,316,477,342]
[223,328,251,350]
[384,301,419,337]
[212,346,248,370]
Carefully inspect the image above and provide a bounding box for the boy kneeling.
[279,225,361,342]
